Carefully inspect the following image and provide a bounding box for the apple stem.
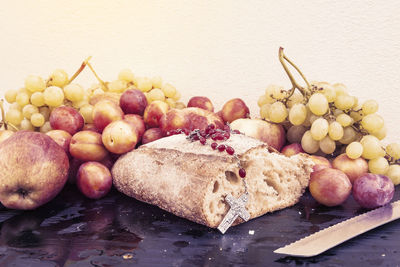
[278,47,310,97]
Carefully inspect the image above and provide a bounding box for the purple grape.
[352,173,394,209]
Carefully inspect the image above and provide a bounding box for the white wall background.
[0,0,399,143]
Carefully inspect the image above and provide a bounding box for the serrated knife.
[274,200,400,257]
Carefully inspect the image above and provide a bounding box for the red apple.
[332,153,369,184]
[187,96,214,112]
[221,98,250,123]
[124,114,145,139]
[70,130,109,162]
[309,155,332,172]
[230,118,285,151]
[0,131,69,209]
[281,143,304,156]
[143,100,169,128]
[76,162,112,199]
[46,130,72,156]
[49,106,84,135]
[119,89,148,115]
[159,107,224,135]
[102,120,138,154]
[309,168,352,207]
[142,128,164,144]
[92,100,124,132]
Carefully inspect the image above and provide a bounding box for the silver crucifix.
[217,193,250,234]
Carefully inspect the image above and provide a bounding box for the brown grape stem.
[278,47,310,97]
[86,61,109,91]
[68,56,92,84]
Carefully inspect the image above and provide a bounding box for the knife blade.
[274,200,400,257]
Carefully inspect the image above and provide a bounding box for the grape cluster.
[258,50,400,185]
[2,58,184,133]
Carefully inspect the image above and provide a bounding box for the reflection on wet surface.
[0,185,398,266]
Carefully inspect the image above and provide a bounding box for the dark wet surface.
[0,185,399,267]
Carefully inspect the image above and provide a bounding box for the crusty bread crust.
[112,134,314,228]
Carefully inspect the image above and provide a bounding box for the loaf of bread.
[112,134,314,229]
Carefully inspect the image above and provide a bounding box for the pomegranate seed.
[192,135,200,141]
[216,134,225,141]
[217,144,226,152]
[239,168,246,178]
[199,137,206,145]
[211,142,218,150]
[211,134,218,141]
[233,130,241,134]
[182,129,190,135]
[226,146,235,155]
[209,129,216,135]
[199,130,206,137]
[223,132,230,139]
[223,125,230,132]
[207,124,215,130]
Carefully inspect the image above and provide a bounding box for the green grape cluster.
[2,58,185,133]
[258,49,400,185]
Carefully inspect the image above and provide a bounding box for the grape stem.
[86,61,109,91]
[68,56,91,84]
[278,47,310,97]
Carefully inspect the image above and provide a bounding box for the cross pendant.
[217,193,250,234]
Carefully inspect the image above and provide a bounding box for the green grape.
[25,75,46,93]
[362,100,378,115]
[39,106,51,121]
[319,136,336,154]
[318,82,336,103]
[268,101,288,123]
[288,103,307,125]
[336,113,353,127]
[64,83,85,102]
[332,83,348,96]
[30,113,45,127]
[162,83,177,98]
[372,126,387,140]
[334,95,355,110]
[328,121,344,140]
[257,94,269,107]
[333,108,344,117]
[361,114,384,134]
[148,88,165,102]
[360,135,385,159]
[308,93,328,115]
[39,121,52,133]
[44,86,64,107]
[171,90,181,101]
[5,109,23,125]
[165,98,176,108]
[310,118,329,141]
[9,102,22,110]
[49,69,69,87]
[301,130,319,154]
[265,84,286,101]
[286,91,304,108]
[22,104,39,119]
[5,89,18,103]
[72,98,89,109]
[16,92,30,107]
[108,79,127,93]
[368,157,389,174]
[349,108,363,122]
[339,126,357,144]
[20,118,35,131]
[259,103,271,120]
[118,69,135,82]
[346,141,363,159]
[386,143,400,160]
[136,77,152,92]
[151,76,163,89]
[79,104,94,123]
[287,125,307,144]
[30,92,45,107]
[386,165,400,185]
